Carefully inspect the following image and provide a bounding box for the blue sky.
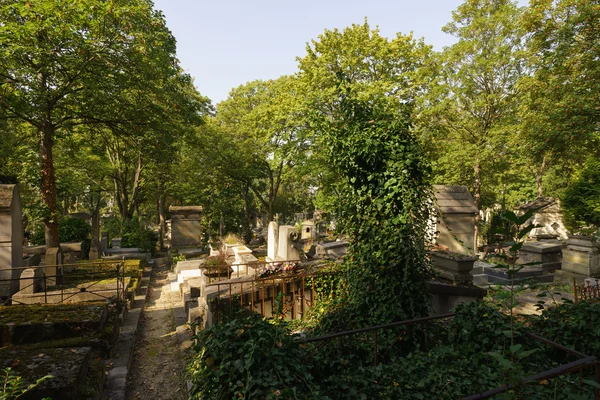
[152,0,524,105]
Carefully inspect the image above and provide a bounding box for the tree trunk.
[536,174,543,198]
[40,116,60,248]
[158,182,166,251]
[89,188,101,260]
[473,162,482,253]
[536,156,546,198]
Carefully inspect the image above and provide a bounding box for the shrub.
[30,216,91,255]
[118,217,157,253]
[187,313,321,400]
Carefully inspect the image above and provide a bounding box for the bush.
[119,217,157,253]
[188,313,321,400]
[30,216,91,248]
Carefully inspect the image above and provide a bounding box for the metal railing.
[0,260,126,306]
[206,266,338,323]
[574,278,600,303]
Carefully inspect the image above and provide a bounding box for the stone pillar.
[45,247,63,285]
[267,221,278,262]
[0,184,23,296]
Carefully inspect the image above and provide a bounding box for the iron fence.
[0,260,126,307]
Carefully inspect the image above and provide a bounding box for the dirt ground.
[126,263,187,400]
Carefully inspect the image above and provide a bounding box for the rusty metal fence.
[206,263,339,323]
[0,260,126,306]
[574,278,600,303]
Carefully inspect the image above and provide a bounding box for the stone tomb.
[433,185,478,254]
[518,241,562,272]
[169,206,203,248]
[0,184,23,296]
[561,236,600,277]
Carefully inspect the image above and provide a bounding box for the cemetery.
[2,0,600,399]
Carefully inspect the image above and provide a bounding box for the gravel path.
[126,262,187,400]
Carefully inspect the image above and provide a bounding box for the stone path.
[125,261,187,400]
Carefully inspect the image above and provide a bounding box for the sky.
[152,0,520,105]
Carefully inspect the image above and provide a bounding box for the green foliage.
[187,314,320,400]
[561,158,600,233]
[30,216,91,248]
[314,89,433,327]
[119,217,157,253]
[533,301,600,360]
[1,367,52,400]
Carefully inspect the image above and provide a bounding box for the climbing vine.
[314,89,433,327]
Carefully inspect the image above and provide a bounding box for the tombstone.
[277,225,300,261]
[0,184,23,296]
[170,206,203,248]
[515,197,568,241]
[301,220,316,240]
[433,185,478,254]
[266,221,279,262]
[19,268,45,294]
[45,247,63,285]
[100,232,108,252]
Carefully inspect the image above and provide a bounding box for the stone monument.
[0,184,23,296]
[433,185,478,254]
[169,206,203,248]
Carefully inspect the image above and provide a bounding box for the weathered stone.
[277,225,300,261]
[433,185,478,254]
[0,184,23,296]
[169,206,203,248]
[266,221,278,262]
[19,268,44,294]
[44,247,63,285]
[300,220,315,240]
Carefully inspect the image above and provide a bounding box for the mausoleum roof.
[516,197,557,211]
[433,185,478,215]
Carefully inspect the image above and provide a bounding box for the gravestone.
[100,232,108,253]
[19,268,44,294]
[45,247,63,285]
[170,206,203,248]
[266,221,279,262]
[433,185,478,254]
[0,184,23,296]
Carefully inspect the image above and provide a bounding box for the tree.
[298,21,433,211]
[420,0,525,247]
[519,0,600,185]
[200,76,309,223]
[315,88,434,324]
[0,0,194,248]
